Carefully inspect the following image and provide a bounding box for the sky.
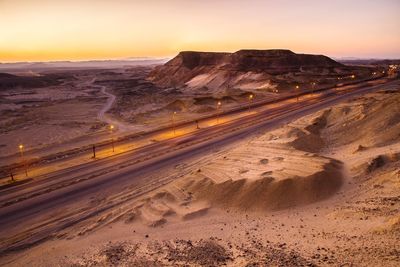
[0,0,399,62]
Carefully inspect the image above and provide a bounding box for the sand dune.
[172,125,344,211]
[2,86,400,266]
[108,89,400,227]
[322,90,400,148]
[80,111,346,231]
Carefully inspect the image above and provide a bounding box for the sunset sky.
[1,0,399,62]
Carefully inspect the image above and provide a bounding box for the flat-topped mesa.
[148,49,345,90]
[230,49,342,71]
[167,51,230,69]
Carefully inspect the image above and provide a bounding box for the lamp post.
[311,82,316,94]
[248,94,254,113]
[216,101,222,124]
[172,111,177,136]
[109,124,115,153]
[92,144,96,158]
[295,85,300,102]
[18,144,28,177]
[19,144,24,157]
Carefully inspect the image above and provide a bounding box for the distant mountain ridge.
[0,58,168,71]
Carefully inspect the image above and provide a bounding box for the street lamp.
[351,74,355,79]
[295,85,300,102]
[216,101,222,124]
[19,144,24,157]
[248,94,254,112]
[18,144,28,177]
[109,124,115,152]
[172,111,177,136]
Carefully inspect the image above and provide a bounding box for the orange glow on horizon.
[1,0,399,62]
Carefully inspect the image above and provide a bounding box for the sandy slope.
[1,88,399,266]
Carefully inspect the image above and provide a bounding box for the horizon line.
[1,54,400,64]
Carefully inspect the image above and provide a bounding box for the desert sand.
[2,85,399,266]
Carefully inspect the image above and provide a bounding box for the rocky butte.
[148,49,372,93]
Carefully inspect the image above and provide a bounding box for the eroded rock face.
[230,49,342,72]
[168,51,230,70]
[147,49,344,90]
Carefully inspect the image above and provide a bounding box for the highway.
[0,75,387,180]
[0,76,397,254]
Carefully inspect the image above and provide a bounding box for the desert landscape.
[0,50,383,160]
[62,88,399,266]
[1,1,400,266]
[0,51,399,266]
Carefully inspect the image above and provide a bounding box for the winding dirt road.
[96,83,133,131]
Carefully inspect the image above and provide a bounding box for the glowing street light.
[311,82,316,94]
[172,111,177,136]
[351,74,355,79]
[248,94,254,112]
[295,85,300,102]
[18,144,28,177]
[216,101,222,124]
[109,124,115,152]
[18,144,24,157]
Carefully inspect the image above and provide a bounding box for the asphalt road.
[0,77,397,254]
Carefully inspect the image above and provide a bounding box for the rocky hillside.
[148,49,371,94]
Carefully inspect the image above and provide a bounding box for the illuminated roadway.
[0,76,397,254]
